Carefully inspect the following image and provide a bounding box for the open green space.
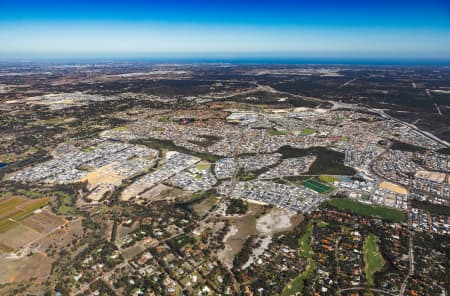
[16,189,44,199]
[81,146,96,153]
[54,192,76,215]
[301,179,332,193]
[111,126,129,132]
[281,221,314,296]
[328,198,406,223]
[318,175,337,183]
[364,233,385,287]
[299,128,317,136]
[196,163,211,171]
[267,129,289,136]
[158,115,172,123]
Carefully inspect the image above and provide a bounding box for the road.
[339,287,397,296]
[399,231,414,296]
[338,78,357,89]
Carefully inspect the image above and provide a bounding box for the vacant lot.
[328,198,406,223]
[0,252,52,284]
[0,224,41,250]
[23,210,66,233]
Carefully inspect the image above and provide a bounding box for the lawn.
[318,175,337,183]
[267,129,289,136]
[196,163,211,171]
[364,233,385,287]
[158,115,172,123]
[299,128,317,136]
[112,126,129,132]
[281,221,314,296]
[301,179,332,193]
[328,198,406,223]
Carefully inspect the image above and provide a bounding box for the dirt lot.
[23,209,66,233]
[218,205,303,269]
[36,218,84,253]
[0,224,41,250]
[0,252,52,284]
[217,203,266,268]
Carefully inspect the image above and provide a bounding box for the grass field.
[318,175,337,183]
[301,179,331,193]
[0,197,50,233]
[299,128,317,136]
[364,233,385,287]
[112,126,129,132]
[328,198,406,223]
[267,129,289,136]
[196,163,211,171]
[281,221,314,296]
[158,115,172,123]
[54,192,76,215]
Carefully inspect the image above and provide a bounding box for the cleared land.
[364,233,385,287]
[328,198,406,223]
[0,252,52,284]
[379,181,408,195]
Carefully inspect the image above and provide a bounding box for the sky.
[0,0,450,61]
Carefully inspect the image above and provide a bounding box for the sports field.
[301,179,331,193]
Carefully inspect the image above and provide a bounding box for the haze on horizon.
[0,0,450,61]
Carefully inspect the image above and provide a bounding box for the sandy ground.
[216,203,265,268]
[242,208,298,269]
[0,252,52,284]
[217,224,239,268]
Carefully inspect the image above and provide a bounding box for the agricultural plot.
[0,196,65,252]
[0,196,50,233]
[301,179,332,193]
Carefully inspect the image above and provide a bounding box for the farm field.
[301,179,332,193]
[0,196,65,252]
[0,196,51,233]
[328,198,406,223]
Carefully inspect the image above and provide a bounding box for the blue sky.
[0,0,449,59]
